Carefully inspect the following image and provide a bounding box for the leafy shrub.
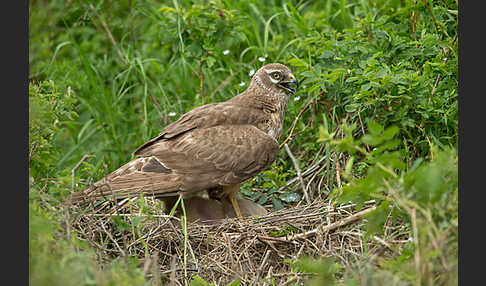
[29,184,149,286]
[29,80,149,285]
[316,120,458,285]
[29,80,78,179]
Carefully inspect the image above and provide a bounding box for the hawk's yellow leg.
[223,184,243,219]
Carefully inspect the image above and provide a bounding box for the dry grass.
[66,195,409,285]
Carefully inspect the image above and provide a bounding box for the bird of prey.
[70,63,299,218]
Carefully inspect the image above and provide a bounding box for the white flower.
[248,69,255,77]
[294,96,301,101]
[239,81,246,87]
[223,50,230,55]
[168,112,177,117]
[258,57,266,62]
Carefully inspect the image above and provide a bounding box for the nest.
[68,196,408,285]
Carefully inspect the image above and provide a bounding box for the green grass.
[29,0,457,284]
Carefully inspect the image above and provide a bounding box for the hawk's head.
[251,63,299,96]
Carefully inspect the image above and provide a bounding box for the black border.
[458,1,478,285]
[2,0,29,285]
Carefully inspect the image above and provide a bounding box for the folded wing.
[70,124,279,202]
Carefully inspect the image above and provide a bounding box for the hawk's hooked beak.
[289,73,299,88]
[280,73,299,94]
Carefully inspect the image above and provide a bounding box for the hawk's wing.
[133,102,265,155]
[70,124,279,202]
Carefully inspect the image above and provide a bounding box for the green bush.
[317,120,457,285]
[29,79,149,286]
[29,80,78,179]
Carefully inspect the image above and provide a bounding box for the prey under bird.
[70,63,299,218]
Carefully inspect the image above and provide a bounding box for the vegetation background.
[29,0,457,285]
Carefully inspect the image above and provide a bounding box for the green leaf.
[320,50,334,59]
[375,138,401,151]
[361,82,371,91]
[272,197,284,211]
[318,125,335,142]
[287,57,308,68]
[362,134,383,146]
[226,279,242,286]
[345,103,359,113]
[327,68,346,84]
[187,43,203,57]
[382,126,400,140]
[190,276,215,286]
[364,201,391,237]
[257,194,268,205]
[280,192,301,203]
[294,257,340,285]
[408,157,424,172]
[344,156,354,176]
[343,123,358,137]
[131,216,144,227]
[448,9,458,15]
[367,121,383,135]
[111,216,131,231]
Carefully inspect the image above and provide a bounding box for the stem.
[199,60,205,105]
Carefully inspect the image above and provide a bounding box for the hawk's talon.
[230,194,243,219]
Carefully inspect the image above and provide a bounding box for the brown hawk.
[70,63,298,218]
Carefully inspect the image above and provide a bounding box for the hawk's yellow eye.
[271,72,281,80]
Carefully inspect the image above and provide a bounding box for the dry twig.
[284,143,310,204]
[280,91,325,148]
